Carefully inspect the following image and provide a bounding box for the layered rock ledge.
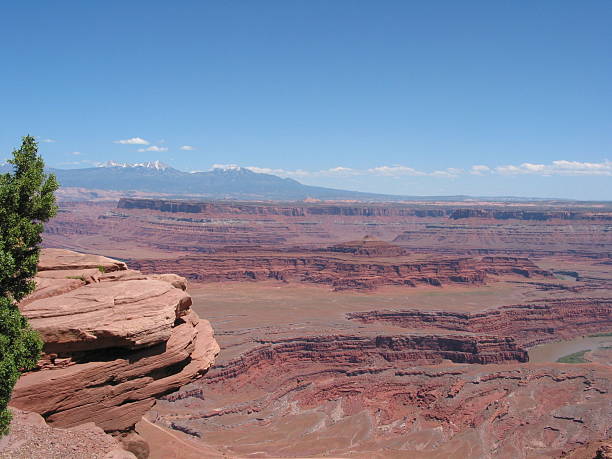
[205,334,528,386]
[347,297,612,347]
[11,249,219,432]
[128,253,551,291]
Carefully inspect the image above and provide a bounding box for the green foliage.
[0,136,57,436]
[556,349,590,364]
[97,265,106,273]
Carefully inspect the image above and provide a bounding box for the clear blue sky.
[1,1,610,199]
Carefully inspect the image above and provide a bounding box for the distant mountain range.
[0,160,575,202]
[0,160,404,201]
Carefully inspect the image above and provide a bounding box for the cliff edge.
[10,249,219,432]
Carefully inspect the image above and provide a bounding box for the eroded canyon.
[28,198,612,457]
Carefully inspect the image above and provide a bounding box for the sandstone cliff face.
[128,254,549,291]
[326,237,409,257]
[348,297,612,346]
[205,334,528,386]
[449,208,612,221]
[117,198,612,221]
[11,249,219,432]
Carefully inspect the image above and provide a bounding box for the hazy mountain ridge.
[0,161,588,202]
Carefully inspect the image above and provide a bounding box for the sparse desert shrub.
[0,136,58,435]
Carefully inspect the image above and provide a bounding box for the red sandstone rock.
[38,248,127,272]
[155,356,612,458]
[326,236,409,257]
[117,198,612,221]
[11,249,219,432]
[42,201,612,261]
[127,252,549,291]
[205,334,528,386]
[347,297,612,346]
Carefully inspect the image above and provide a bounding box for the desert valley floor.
[21,197,612,458]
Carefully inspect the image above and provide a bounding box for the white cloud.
[551,160,611,173]
[211,163,242,171]
[70,151,81,156]
[496,165,523,175]
[431,168,462,178]
[316,166,360,177]
[42,138,56,143]
[180,145,195,151]
[137,145,168,152]
[470,165,491,175]
[325,166,356,174]
[204,159,612,180]
[367,165,425,176]
[521,162,547,172]
[496,160,611,176]
[56,159,99,167]
[114,137,149,145]
[246,166,311,177]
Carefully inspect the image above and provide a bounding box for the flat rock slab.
[22,279,191,352]
[38,248,127,272]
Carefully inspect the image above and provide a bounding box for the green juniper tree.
[0,135,58,435]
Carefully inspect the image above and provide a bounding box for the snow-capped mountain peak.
[210,164,243,172]
[99,160,170,170]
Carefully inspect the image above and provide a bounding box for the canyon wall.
[127,254,550,290]
[117,198,612,221]
[41,201,612,260]
[156,339,612,458]
[348,297,612,346]
[206,334,528,386]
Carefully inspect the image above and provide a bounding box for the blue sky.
[1,1,610,199]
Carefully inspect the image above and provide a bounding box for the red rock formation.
[10,249,220,432]
[326,236,409,257]
[449,208,612,221]
[206,334,528,386]
[154,356,612,458]
[348,297,612,346]
[118,198,612,221]
[127,253,550,291]
[42,201,612,260]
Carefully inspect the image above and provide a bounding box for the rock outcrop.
[156,356,612,458]
[206,334,528,385]
[348,297,612,346]
[0,408,135,459]
[117,198,612,221]
[128,253,550,291]
[11,249,219,432]
[449,208,612,221]
[325,236,409,257]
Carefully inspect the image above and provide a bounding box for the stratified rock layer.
[155,351,612,459]
[348,297,612,346]
[128,253,550,291]
[207,334,528,386]
[11,249,219,432]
